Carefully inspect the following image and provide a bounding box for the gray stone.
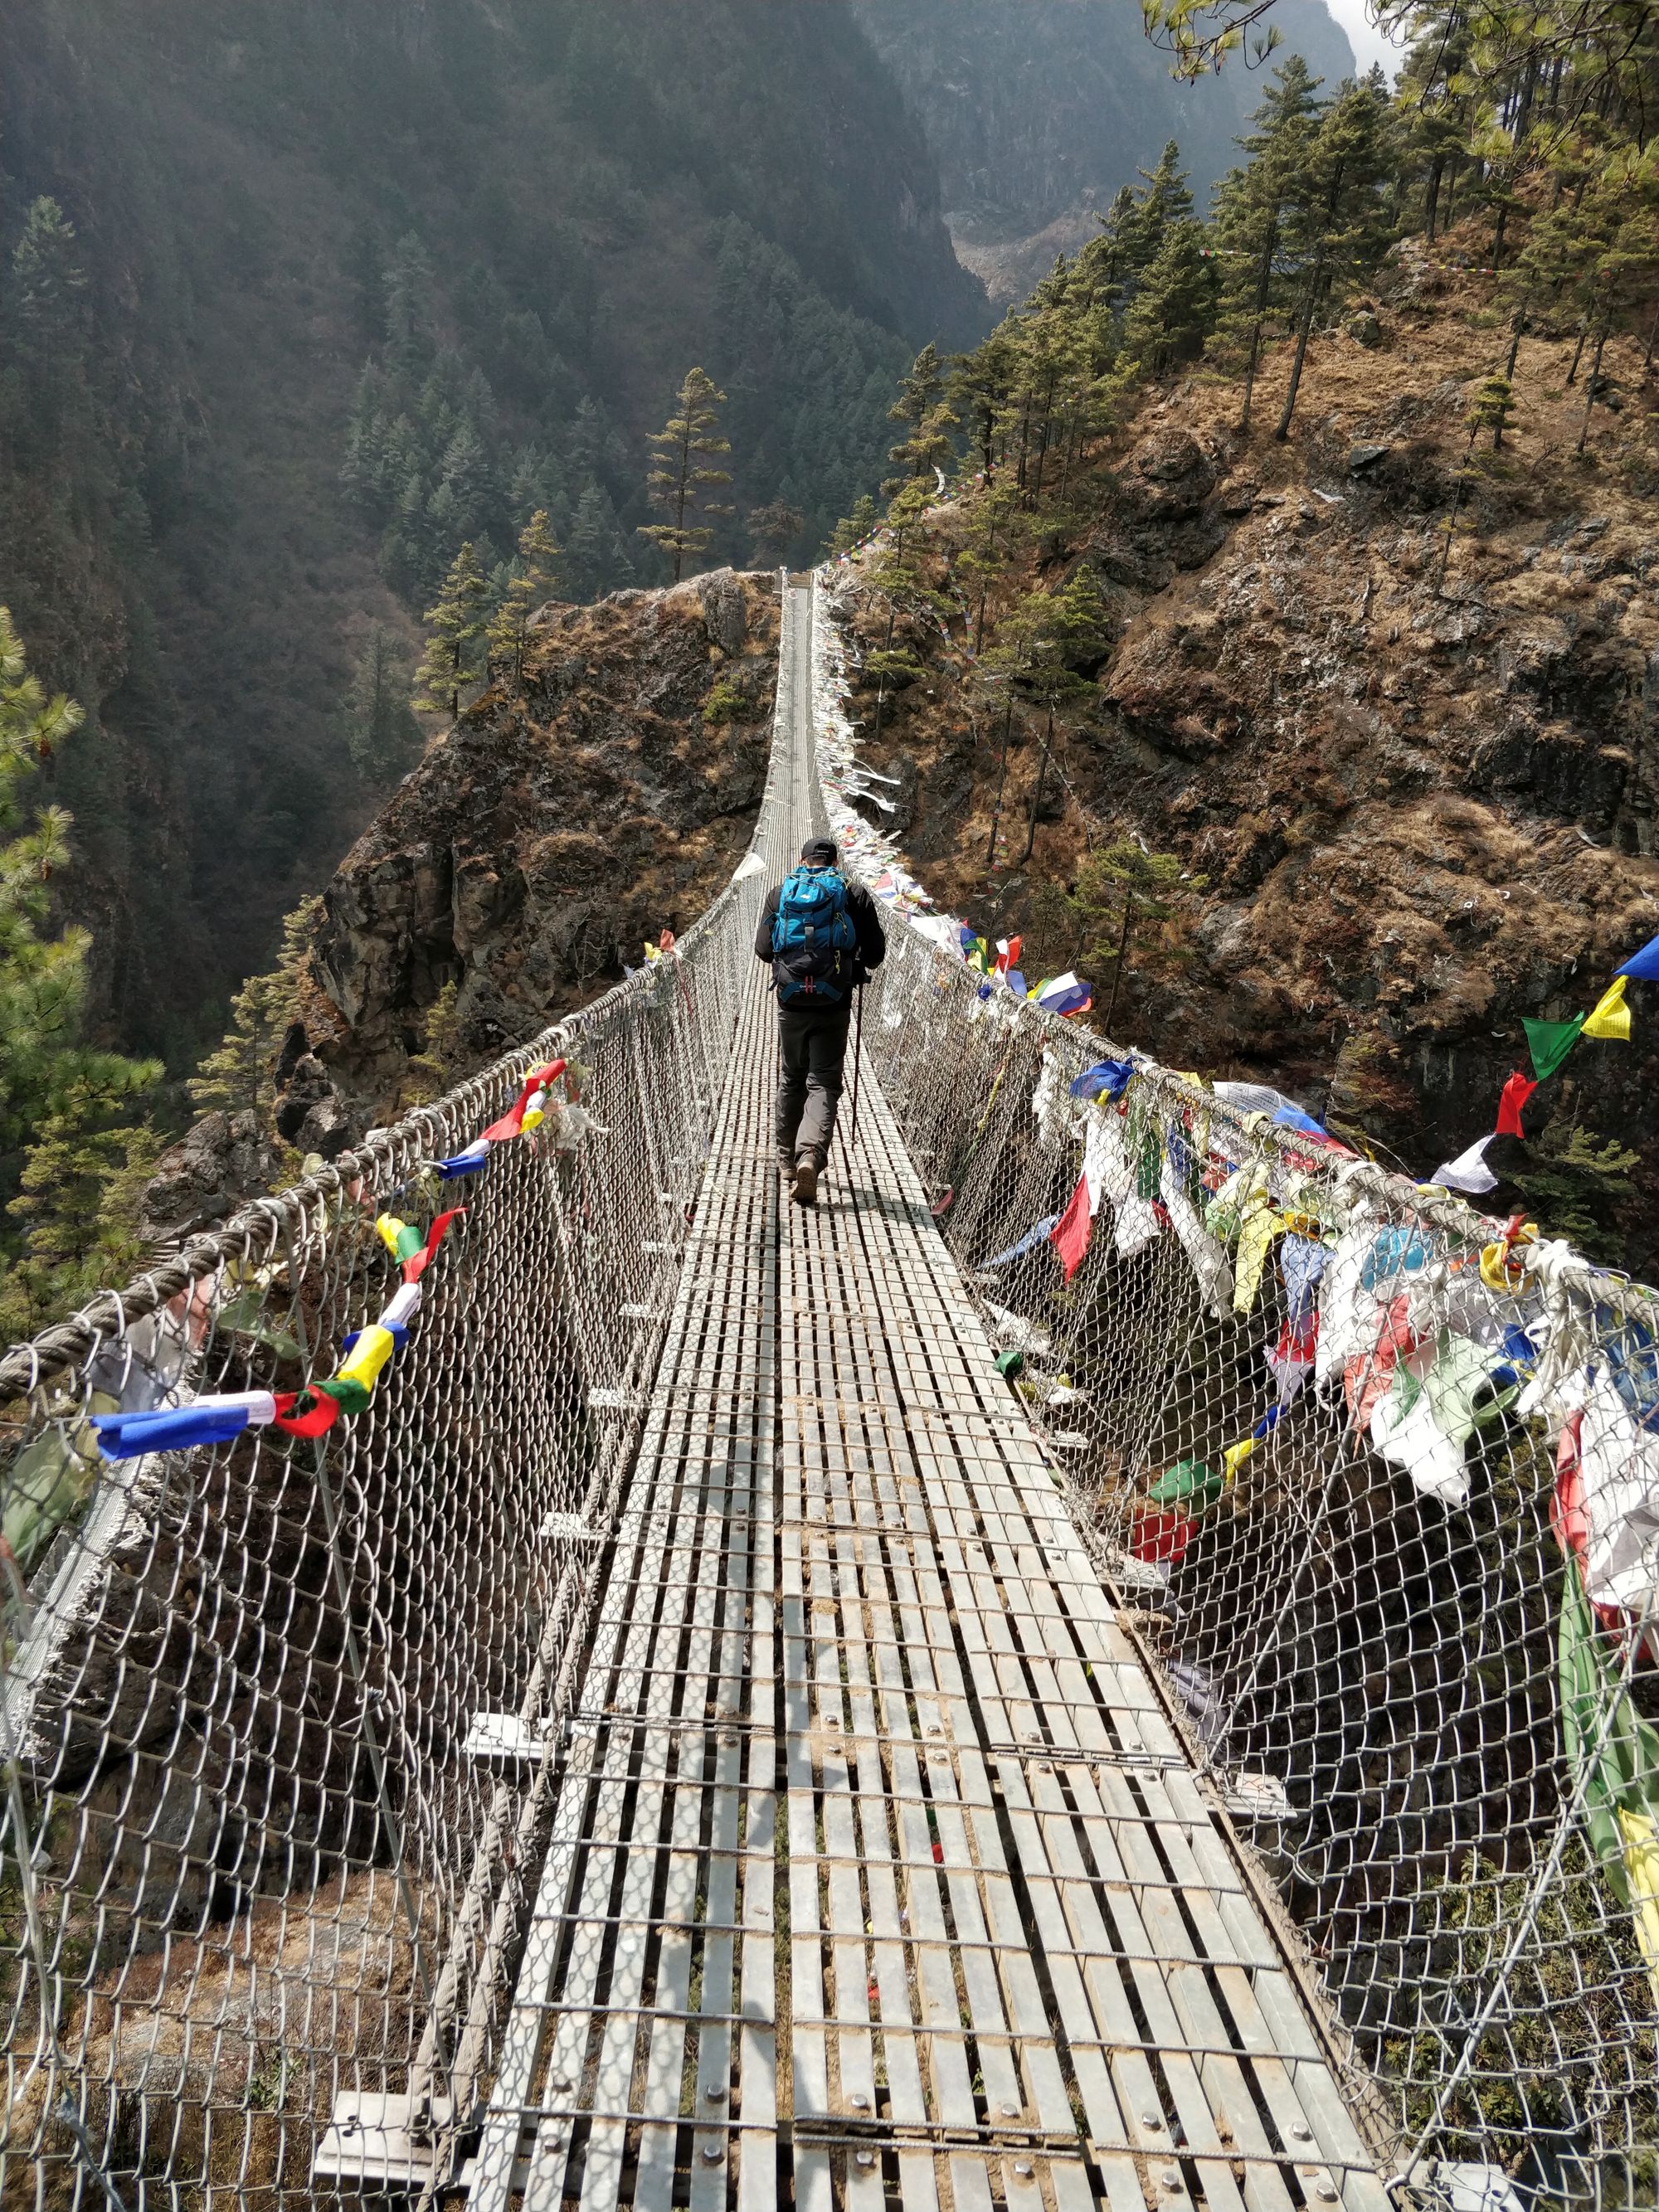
[695,566,749,655]
[1348,443,1391,474]
[1345,310,1383,348]
[141,1111,281,1242]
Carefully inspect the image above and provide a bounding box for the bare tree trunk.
[1273,243,1326,442]
[1504,310,1525,382]
[1577,325,1609,452]
[1017,708,1055,865]
[1104,895,1134,1037]
[985,699,1014,868]
[1567,319,1589,386]
[1239,211,1280,435]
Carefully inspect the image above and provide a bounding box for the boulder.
[141,1111,282,1242]
[695,566,750,655]
[1126,427,1219,518]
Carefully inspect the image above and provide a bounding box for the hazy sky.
[1322,0,1404,79]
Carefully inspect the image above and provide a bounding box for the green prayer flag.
[1523,1012,1586,1081]
[1559,1571,1659,1908]
[1146,1458,1223,1510]
[316,1376,373,1417]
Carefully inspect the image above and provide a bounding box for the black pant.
[776,1002,852,1168]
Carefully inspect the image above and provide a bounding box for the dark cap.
[800,836,839,866]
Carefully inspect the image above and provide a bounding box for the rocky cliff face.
[830,259,1659,1261]
[853,0,1355,304]
[311,570,777,1104]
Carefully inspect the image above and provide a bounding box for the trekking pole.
[849,984,864,1155]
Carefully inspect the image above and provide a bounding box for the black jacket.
[755,868,887,992]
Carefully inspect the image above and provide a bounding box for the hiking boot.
[792,1159,819,1208]
[776,1149,795,1180]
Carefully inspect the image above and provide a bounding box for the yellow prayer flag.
[1222,1437,1255,1484]
[336,1324,397,1394]
[375,1214,412,1261]
[1582,975,1631,1042]
[1233,1174,1282,1315]
[1618,1806,1659,2015]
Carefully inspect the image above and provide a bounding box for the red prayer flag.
[1050,1174,1092,1281]
[272,1388,342,1439]
[403,1206,466,1285]
[1128,1505,1193,1564]
[1496,1071,1537,1139]
[480,1057,567,1142]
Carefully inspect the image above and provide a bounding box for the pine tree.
[430,420,498,550]
[3,1085,162,1338]
[830,493,879,554]
[1123,143,1195,284]
[1121,219,1220,377]
[889,343,946,434]
[883,401,960,495]
[416,540,490,717]
[0,609,160,1337]
[885,343,956,490]
[341,624,422,781]
[1209,57,1326,430]
[187,897,322,1122]
[383,231,437,378]
[1082,187,1142,317]
[1513,1119,1639,1260]
[565,479,635,600]
[1007,569,1112,861]
[1067,842,1191,1034]
[638,367,732,582]
[955,481,1026,653]
[1273,74,1399,442]
[947,325,1020,478]
[747,501,805,566]
[7,196,88,396]
[1468,372,1517,451]
[488,508,562,682]
[401,979,465,1107]
[341,362,394,514]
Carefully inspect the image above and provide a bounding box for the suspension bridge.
[4,576,1655,2210]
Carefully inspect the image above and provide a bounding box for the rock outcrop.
[142,1112,285,1243]
[309,571,778,1101]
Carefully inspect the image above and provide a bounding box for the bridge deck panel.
[470,586,1386,2212]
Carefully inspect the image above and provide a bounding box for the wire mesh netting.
[0,618,802,2207]
[6,558,1658,2212]
[813,574,1659,2211]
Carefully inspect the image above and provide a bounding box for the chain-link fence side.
[0,584,805,2208]
[815,571,1659,2212]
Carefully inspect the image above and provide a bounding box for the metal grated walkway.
[465,589,1389,2212]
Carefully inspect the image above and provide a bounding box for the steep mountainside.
[0,0,983,1062]
[143,567,777,1241]
[310,571,778,1111]
[829,250,1659,1262]
[854,0,1356,303]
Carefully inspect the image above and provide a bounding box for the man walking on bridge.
[756,834,886,1207]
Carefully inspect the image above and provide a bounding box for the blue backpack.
[771,866,857,1004]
